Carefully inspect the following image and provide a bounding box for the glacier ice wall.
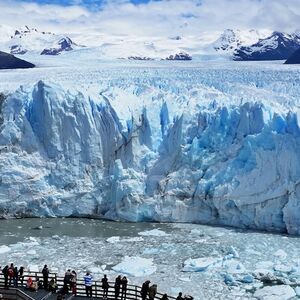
[1,73,300,234]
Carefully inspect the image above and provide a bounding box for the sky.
[0,0,299,37]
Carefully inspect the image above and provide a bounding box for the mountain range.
[0,25,300,61]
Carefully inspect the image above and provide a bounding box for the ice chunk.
[28,264,39,272]
[138,229,169,237]
[27,249,37,255]
[122,237,144,242]
[0,245,10,254]
[242,274,254,284]
[224,274,236,285]
[254,285,296,300]
[274,249,287,260]
[143,248,160,255]
[182,257,220,272]
[112,256,157,277]
[228,246,239,258]
[106,236,120,243]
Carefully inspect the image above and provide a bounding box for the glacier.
[1,62,300,234]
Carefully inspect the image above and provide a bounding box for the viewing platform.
[0,271,178,300]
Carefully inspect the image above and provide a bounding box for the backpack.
[8,268,14,277]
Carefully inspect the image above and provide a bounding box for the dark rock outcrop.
[166,52,192,61]
[0,51,34,69]
[285,47,300,64]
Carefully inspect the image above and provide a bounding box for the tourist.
[42,264,49,289]
[36,277,43,290]
[8,263,14,286]
[161,294,169,300]
[84,272,93,298]
[70,270,77,295]
[121,276,128,300]
[13,266,18,287]
[148,284,157,300]
[49,278,58,293]
[2,265,9,288]
[114,275,122,300]
[176,292,184,300]
[140,280,150,300]
[64,269,72,285]
[26,277,38,291]
[101,274,109,299]
[19,266,24,286]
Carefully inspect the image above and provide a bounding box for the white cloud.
[0,0,299,37]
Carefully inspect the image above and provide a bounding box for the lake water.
[1,218,300,299]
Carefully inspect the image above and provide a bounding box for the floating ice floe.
[89,266,104,274]
[138,229,169,237]
[106,236,120,243]
[28,264,40,272]
[182,257,220,272]
[112,256,157,277]
[254,285,296,300]
[122,237,144,242]
[27,249,37,255]
[143,248,160,255]
[274,249,288,260]
[0,245,10,254]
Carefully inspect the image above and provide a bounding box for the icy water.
[1,219,300,299]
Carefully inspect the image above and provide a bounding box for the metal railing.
[0,271,177,300]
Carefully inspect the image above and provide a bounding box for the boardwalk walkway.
[0,271,178,300]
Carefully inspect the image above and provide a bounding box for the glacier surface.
[1,61,300,234]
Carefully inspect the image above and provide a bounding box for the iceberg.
[112,256,156,277]
[1,64,300,235]
[254,285,296,300]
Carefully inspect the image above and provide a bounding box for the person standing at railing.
[84,272,93,298]
[121,276,128,300]
[13,266,18,287]
[114,275,122,300]
[8,263,14,286]
[2,265,8,288]
[161,294,169,300]
[18,266,24,287]
[70,270,77,295]
[101,274,109,299]
[176,292,183,300]
[148,284,157,300]
[42,265,49,290]
[140,280,150,300]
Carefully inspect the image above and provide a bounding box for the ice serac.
[1,77,300,234]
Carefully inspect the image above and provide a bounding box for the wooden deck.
[0,271,178,300]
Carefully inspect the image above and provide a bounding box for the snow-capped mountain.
[234,31,300,61]
[0,25,81,55]
[212,29,270,54]
[0,24,299,61]
[41,37,76,55]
